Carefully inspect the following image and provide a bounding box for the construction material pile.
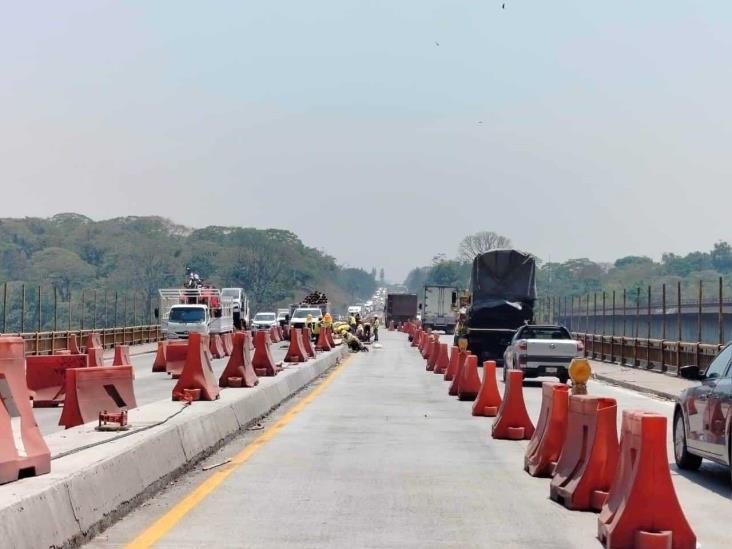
[301,291,328,306]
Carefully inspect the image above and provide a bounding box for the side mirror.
[679,365,702,380]
[154,308,159,319]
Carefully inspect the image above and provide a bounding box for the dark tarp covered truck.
[462,249,536,364]
[385,293,418,326]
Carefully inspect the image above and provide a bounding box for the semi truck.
[420,285,458,333]
[158,288,235,339]
[385,293,418,326]
[461,249,536,364]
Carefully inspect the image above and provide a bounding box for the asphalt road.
[34,340,292,435]
[86,331,730,548]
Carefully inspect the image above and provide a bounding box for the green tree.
[27,248,96,296]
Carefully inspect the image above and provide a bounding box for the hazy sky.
[3,2,732,280]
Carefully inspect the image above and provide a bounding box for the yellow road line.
[125,355,353,548]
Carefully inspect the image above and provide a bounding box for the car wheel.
[673,411,702,470]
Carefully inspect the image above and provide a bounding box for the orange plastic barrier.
[221,332,234,355]
[68,333,81,354]
[472,361,502,416]
[165,341,189,378]
[172,333,220,402]
[411,330,421,348]
[152,341,168,372]
[492,370,535,440]
[457,354,481,401]
[284,328,308,363]
[524,382,570,477]
[444,346,460,382]
[418,331,427,352]
[315,327,332,351]
[421,336,434,360]
[597,410,695,549]
[326,327,336,348]
[448,351,469,396]
[549,395,618,511]
[59,365,137,428]
[26,354,87,407]
[253,331,281,376]
[0,336,51,484]
[433,343,450,375]
[301,328,316,359]
[209,334,226,359]
[84,333,104,367]
[113,345,131,366]
[219,332,259,388]
[426,340,439,371]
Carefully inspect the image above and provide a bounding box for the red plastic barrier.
[68,333,81,354]
[326,327,336,348]
[26,354,87,407]
[525,382,570,477]
[411,330,421,348]
[315,327,332,351]
[209,334,225,359]
[457,354,481,401]
[426,340,439,371]
[0,336,51,484]
[172,333,220,402]
[598,410,695,549]
[421,335,434,360]
[549,395,618,511]
[492,370,535,440]
[271,326,282,343]
[219,332,258,388]
[85,332,102,350]
[444,346,460,382]
[113,345,131,366]
[472,361,502,416]
[221,332,234,355]
[59,365,137,428]
[165,341,189,378]
[448,351,469,396]
[253,331,281,376]
[301,328,316,359]
[152,341,168,372]
[433,343,450,375]
[284,328,308,363]
[418,331,427,352]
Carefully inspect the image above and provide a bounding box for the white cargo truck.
[158,288,234,339]
[222,287,250,329]
[420,285,458,333]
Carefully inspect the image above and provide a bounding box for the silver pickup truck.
[502,325,584,384]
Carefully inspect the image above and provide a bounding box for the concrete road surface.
[86,331,730,548]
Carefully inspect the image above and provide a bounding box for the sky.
[2,1,732,281]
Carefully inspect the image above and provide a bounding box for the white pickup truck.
[502,325,584,384]
[158,288,234,339]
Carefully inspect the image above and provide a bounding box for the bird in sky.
[435,41,440,46]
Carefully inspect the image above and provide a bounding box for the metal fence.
[539,278,728,374]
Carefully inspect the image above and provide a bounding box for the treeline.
[0,214,377,322]
[403,232,732,304]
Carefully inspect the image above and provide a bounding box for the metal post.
[662,283,666,340]
[68,290,72,331]
[593,293,597,334]
[622,289,627,337]
[719,276,724,345]
[698,280,703,343]
[93,290,97,331]
[2,282,6,333]
[54,287,58,332]
[586,294,589,333]
[611,290,616,336]
[635,287,640,338]
[80,290,85,331]
[677,281,682,342]
[602,292,606,335]
[647,285,652,339]
[570,296,574,332]
[104,290,108,329]
[114,291,118,328]
[37,286,41,332]
[20,283,26,333]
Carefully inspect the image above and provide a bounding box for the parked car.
[289,307,323,334]
[252,312,277,330]
[674,343,732,478]
[502,324,584,384]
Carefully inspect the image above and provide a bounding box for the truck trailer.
[420,285,458,333]
[385,293,418,327]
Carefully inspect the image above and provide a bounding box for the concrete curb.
[0,345,348,549]
[591,372,679,402]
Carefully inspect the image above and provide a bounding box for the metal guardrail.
[10,325,162,355]
[572,332,723,375]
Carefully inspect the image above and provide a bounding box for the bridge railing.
[10,325,162,355]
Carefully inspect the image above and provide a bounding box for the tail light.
[576,340,584,353]
[518,340,528,351]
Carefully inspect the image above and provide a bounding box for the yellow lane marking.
[125,355,353,548]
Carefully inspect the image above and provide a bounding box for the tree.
[457,231,512,262]
[711,241,732,272]
[27,248,96,297]
[614,256,653,269]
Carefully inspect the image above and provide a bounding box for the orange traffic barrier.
[152,341,168,372]
[433,343,450,375]
[315,327,332,351]
[472,361,502,416]
[418,331,427,352]
[444,346,460,381]
[492,370,535,440]
[524,382,570,477]
[113,345,131,366]
[172,333,220,402]
[26,354,87,407]
[0,336,51,484]
[549,395,618,511]
[59,365,137,429]
[209,334,226,359]
[457,354,481,401]
[326,327,336,348]
[85,333,104,367]
[448,351,469,396]
[284,328,308,363]
[253,331,281,376]
[597,410,695,549]
[165,341,188,378]
[221,332,234,355]
[426,340,439,371]
[421,335,434,360]
[411,330,421,348]
[68,333,81,354]
[301,328,316,358]
[219,331,259,388]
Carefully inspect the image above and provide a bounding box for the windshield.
[292,309,321,319]
[169,307,206,323]
[519,327,571,340]
[254,313,276,321]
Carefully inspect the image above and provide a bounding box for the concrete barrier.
[0,344,348,549]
